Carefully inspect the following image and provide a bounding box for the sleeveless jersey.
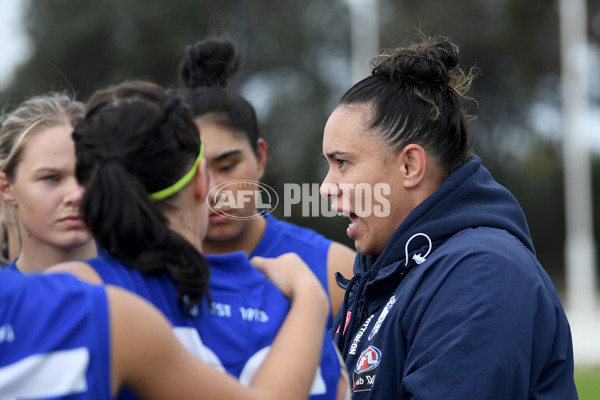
[0,269,111,399]
[87,251,341,400]
[4,259,18,273]
[250,214,333,327]
[202,251,341,398]
[86,253,201,400]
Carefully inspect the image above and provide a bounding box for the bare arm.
[327,242,356,316]
[108,285,246,399]
[109,252,330,400]
[249,253,330,398]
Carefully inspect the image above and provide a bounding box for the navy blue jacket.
[331,155,577,399]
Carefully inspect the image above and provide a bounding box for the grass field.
[575,367,600,399]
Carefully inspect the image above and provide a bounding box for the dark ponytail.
[73,81,209,316]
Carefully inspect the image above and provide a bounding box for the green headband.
[149,138,204,201]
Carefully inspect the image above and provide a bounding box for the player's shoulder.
[267,214,331,244]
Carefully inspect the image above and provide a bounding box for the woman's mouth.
[60,215,84,228]
[339,211,359,239]
[209,211,232,224]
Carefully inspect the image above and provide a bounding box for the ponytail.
[73,81,210,316]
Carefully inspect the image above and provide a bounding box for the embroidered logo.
[368,295,396,341]
[355,346,381,373]
[353,345,381,392]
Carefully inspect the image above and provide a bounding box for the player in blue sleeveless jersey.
[48,81,349,399]
[1,252,333,400]
[84,249,344,399]
[0,93,97,272]
[175,37,356,320]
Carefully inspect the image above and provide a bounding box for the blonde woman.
[0,93,97,272]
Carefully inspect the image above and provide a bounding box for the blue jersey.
[86,253,202,400]
[4,259,18,273]
[202,251,341,398]
[86,254,192,330]
[0,269,111,399]
[87,250,341,400]
[250,214,333,326]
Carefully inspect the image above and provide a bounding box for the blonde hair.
[0,93,84,262]
[0,92,84,181]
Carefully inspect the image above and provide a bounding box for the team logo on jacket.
[353,345,381,392]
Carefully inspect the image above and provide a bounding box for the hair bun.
[429,41,459,69]
[179,37,240,88]
[372,38,460,88]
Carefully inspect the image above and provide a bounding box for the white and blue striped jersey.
[0,269,111,399]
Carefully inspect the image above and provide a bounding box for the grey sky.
[0,0,31,90]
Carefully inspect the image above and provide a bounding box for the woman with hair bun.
[321,35,577,399]
[176,37,356,327]
[175,38,350,399]
[48,80,348,400]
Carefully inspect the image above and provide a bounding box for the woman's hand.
[250,253,327,306]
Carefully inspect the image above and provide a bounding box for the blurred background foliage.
[1,0,599,295]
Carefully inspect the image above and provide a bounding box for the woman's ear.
[398,144,428,189]
[0,172,17,206]
[255,138,268,181]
